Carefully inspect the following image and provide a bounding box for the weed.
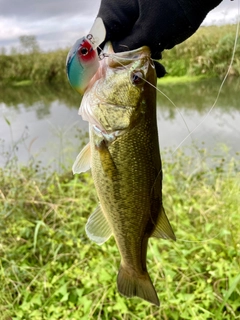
[0,148,239,319]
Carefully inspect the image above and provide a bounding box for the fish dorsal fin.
[85,205,112,245]
[151,206,176,241]
[72,142,91,174]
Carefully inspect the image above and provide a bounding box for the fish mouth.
[103,42,151,59]
[102,42,152,69]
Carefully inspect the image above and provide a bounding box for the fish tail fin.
[117,265,160,306]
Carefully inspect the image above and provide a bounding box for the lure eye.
[130,71,144,86]
[80,47,88,56]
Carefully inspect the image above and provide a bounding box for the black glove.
[98,0,223,59]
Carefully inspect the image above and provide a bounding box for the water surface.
[0,78,239,170]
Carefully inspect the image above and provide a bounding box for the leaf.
[218,274,240,315]
[4,116,11,126]
[33,220,46,253]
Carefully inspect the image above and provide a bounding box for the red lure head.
[77,38,97,63]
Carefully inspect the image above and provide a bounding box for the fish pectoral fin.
[72,142,91,174]
[85,204,112,245]
[151,206,176,241]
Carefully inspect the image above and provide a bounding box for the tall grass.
[0,148,239,319]
[162,24,240,78]
[0,49,69,85]
[0,24,239,85]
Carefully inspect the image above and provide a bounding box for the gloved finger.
[154,61,166,78]
[97,0,139,42]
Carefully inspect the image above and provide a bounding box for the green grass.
[0,147,240,319]
[0,49,69,85]
[161,24,240,78]
[0,24,239,86]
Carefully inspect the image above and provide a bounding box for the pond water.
[0,78,239,171]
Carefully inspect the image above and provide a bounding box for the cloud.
[0,0,101,51]
[0,14,93,51]
[0,0,239,52]
[0,0,100,20]
[203,0,239,25]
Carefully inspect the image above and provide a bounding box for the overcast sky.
[0,0,238,52]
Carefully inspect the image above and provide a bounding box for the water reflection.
[0,84,87,169]
[157,77,240,114]
[0,83,81,118]
[0,78,239,169]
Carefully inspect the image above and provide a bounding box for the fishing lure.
[66,18,106,95]
[66,35,99,95]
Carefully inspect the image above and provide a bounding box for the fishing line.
[95,5,240,243]
[97,43,204,176]
[98,48,193,139]
[177,0,240,243]
[96,47,220,243]
[173,2,240,155]
[97,48,214,242]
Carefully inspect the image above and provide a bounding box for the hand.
[97,0,223,59]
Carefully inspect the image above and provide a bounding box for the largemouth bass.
[73,43,176,306]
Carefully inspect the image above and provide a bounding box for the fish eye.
[130,71,144,86]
